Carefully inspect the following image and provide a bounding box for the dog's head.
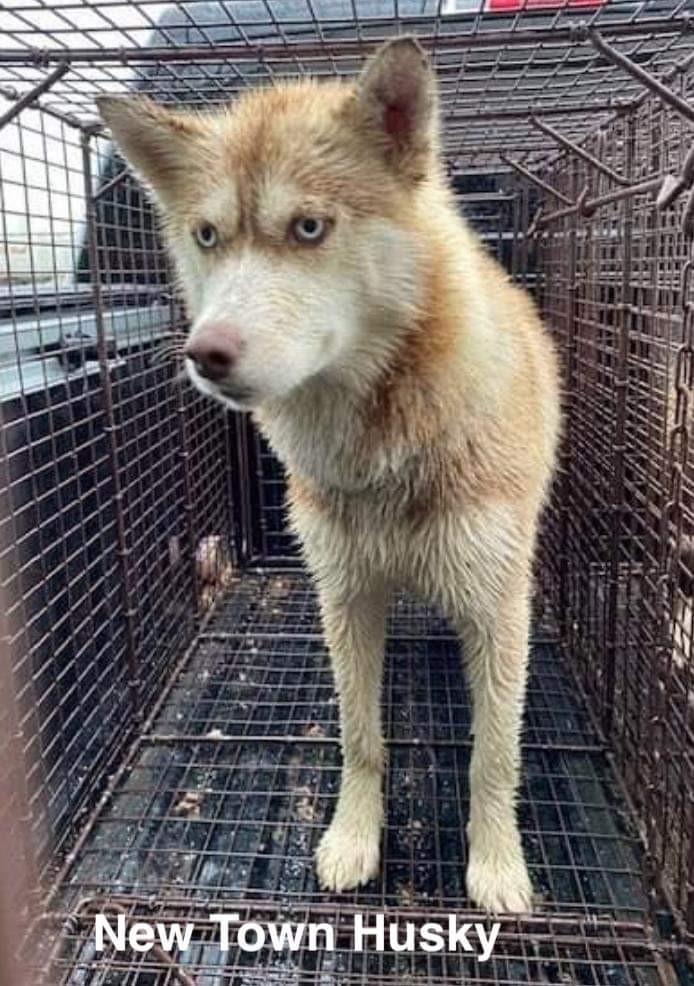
[98,38,440,409]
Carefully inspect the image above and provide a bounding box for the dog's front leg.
[315,581,387,892]
[459,588,533,913]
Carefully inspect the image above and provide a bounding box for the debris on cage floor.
[44,570,676,985]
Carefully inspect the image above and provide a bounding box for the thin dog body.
[98,37,560,912]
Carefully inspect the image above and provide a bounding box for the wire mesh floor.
[43,569,678,985]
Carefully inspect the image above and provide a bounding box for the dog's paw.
[466,844,533,914]
[316,818,381,892]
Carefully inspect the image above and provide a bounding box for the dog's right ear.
[96,96,206,204]
[353,37,439,180]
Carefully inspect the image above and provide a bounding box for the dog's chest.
[256,399,411,494]
[258,402,524,607]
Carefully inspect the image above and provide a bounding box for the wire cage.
[1,1,694,983]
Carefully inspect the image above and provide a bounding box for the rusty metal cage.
[2,1,694,983]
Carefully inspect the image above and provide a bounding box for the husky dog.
[98,37,560,913]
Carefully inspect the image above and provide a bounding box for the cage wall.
[533,72,694,939]
[0,109,236,874]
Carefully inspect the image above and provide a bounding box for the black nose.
[185,329,240,382]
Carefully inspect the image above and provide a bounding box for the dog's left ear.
[96,96,207,208]
[353,37,439,179]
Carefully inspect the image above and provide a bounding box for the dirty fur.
[98,37,561,913]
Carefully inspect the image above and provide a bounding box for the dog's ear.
[96,96,206,205]
[354,37,439,179]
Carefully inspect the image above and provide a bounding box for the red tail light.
[487,0,606,10]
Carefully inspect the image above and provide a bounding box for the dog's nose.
[185,324,242,382]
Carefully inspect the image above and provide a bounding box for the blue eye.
[292,216,328,245]
[194,223,218,249]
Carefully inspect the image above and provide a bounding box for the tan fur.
[98,37,561,913]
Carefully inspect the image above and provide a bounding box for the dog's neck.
[255,312,462,495]
[254,359,414,495]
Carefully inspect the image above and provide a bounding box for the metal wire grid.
[534,88,694,942]
[205,571,455,636]
[0,112,130,864]
[48,574,646,917]
[39,900,669,986]
[63,740,645,917]
[20,568,662,986]
[252,433,296,561]
[153,639,594,748]
[1,1,693,172]
[203,569,557,640]
[0,116,235,872]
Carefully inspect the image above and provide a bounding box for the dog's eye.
[194,223,218,249]
[292,216,328,245]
